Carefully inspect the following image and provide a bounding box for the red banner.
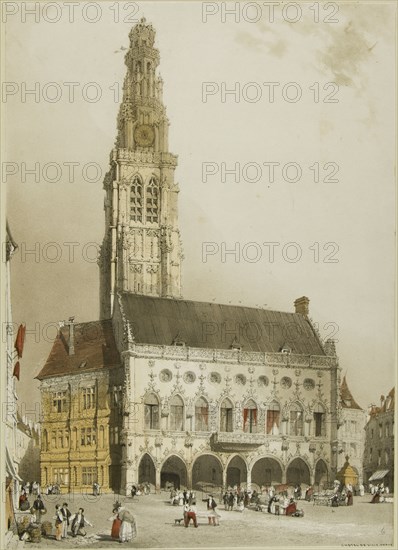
[14,324,26,358]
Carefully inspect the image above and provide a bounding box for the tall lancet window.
[130,175,143,222]
[266,400,280,435]
[146,177,159,223]
[195,397,209,432]
[220,398,233,432]
[144,393,160,430]
[243,399,258,434]
[313,403,326,437]
[289,402,304,436]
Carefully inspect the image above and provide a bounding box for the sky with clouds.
[3,1,396,414]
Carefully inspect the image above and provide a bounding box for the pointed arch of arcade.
[226,454,248,489]
[251,456,284,487]
[160,454,188,490]
[286,457,311,486]
[191,453,223,490]
[138,452,156,488]
[314,459,329,490]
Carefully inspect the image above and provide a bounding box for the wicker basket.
[28,525,41,543]
[41,521,53,536]
[17,516,30,535]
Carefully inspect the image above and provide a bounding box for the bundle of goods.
[28,524,41,543]
[41,521,53,536]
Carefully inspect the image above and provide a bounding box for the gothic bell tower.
[99,18,183,318]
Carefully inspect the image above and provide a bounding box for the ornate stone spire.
[116,17,169,152]
[100,19,183,319]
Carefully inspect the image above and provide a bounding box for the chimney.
[294,296,309,316]
[67,316,75,356]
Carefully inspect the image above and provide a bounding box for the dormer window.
[172,332,185,347]
[280,343,291,354]
[230,337,241,351]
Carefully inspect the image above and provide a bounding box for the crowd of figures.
[219,485,303,517]
[170,489,196,506]
[18,501,93,542]
[131,483,150,497]
[304,479,393,507]
[370,482,390,504]
[18,481,42,511]
[168,489,220,527]
[17,498,138,544]
[53,503,93,540]
[222,489,255,512]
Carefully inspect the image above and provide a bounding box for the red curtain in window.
[201,407,209,429]
[253,408,257,425]
[266,411,273,434]
[243,408,248,427]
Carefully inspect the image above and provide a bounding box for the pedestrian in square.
[184,503,198,528]
[116,505,137,543]
[70,508,93,537]
[33,494,46,523]
[109,502,122,540]
[54,505,64,541]
[60,502,71,538]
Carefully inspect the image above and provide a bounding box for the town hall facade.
[37,18,361,495]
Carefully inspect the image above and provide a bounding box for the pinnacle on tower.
[99,20,183,319]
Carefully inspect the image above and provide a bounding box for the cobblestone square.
[23,491,394,549]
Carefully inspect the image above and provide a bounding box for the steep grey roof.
[120,293,326,355]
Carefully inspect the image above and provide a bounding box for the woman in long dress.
[109,506,122,540]
[117,507,137,543]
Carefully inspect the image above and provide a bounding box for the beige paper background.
[2,4,396,535]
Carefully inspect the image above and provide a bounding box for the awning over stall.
[368,470,389,482]
[5,447,22,481]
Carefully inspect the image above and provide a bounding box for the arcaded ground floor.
[19,490,395,549]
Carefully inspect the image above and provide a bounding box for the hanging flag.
[14,324,26,358]
[13,362,20,381]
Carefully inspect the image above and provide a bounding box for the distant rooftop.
[340,375,363,410]
[369,387,395,416]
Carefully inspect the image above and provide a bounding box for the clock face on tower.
[134,124,155,147]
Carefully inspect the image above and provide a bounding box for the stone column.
[155,468,161,494]
[222,468,227,490]
[246,467,252,492]
[186,466,192,490]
